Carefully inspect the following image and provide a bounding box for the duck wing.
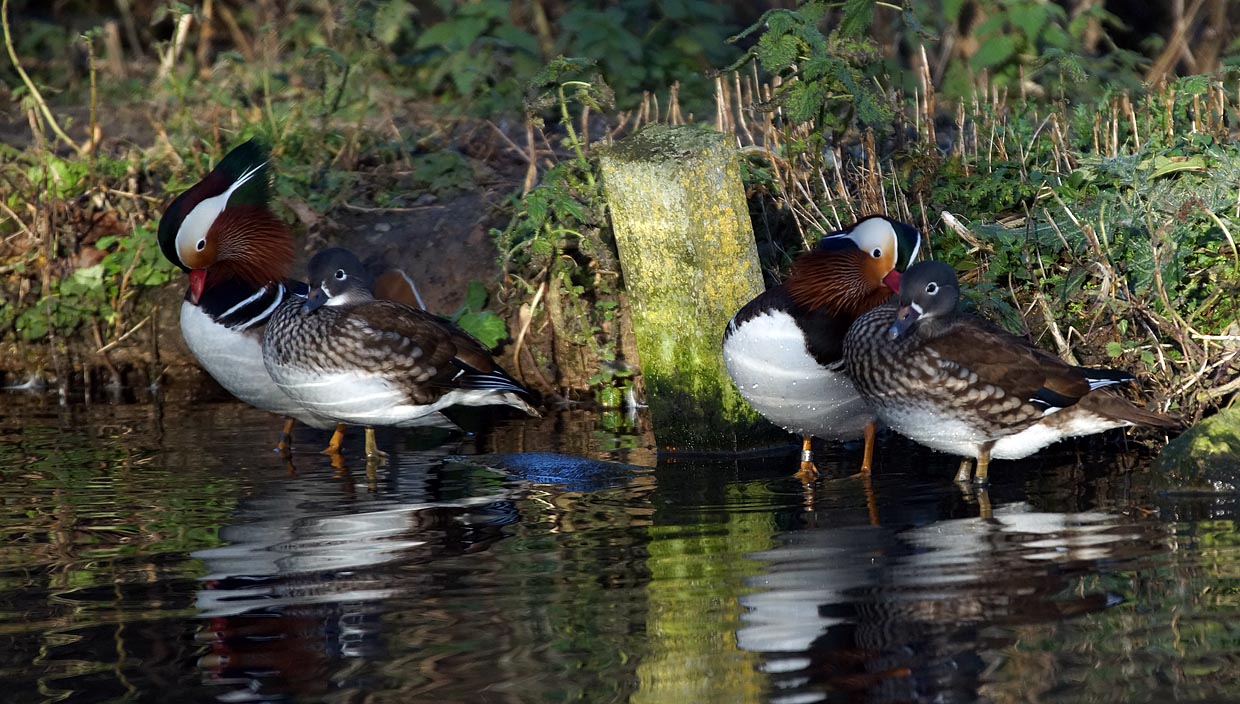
[341,301,533,403]
[925,316,1104,413]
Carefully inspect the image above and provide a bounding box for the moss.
[1154,407,1240,493]
[599,124,766,449]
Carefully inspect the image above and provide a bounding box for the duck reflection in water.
[737,502,1167,702]
[191,446,519,700]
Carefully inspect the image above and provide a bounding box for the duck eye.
[871,248,882,258]
[195,239,206,252]
[334,269,347,280]
[925,282,939,295]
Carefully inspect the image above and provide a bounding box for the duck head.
[303,248,375,313]
[887,260,960,339]
[157,139,294,304]
[786,215,922,315]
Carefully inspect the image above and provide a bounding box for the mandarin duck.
[843,260,1178,484]
[722,215,922,480]
[157,139,448,452]
[262,248,539,460]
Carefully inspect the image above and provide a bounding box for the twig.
[156,10,193,84]
[341,202,435,213]
[512,279,547,380]
[96,314,151,354]
[1201,207,1240,276]
[2,0,83,154]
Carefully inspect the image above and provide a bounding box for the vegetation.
[0,0,1237,422]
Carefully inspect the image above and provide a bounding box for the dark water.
[0,395,1235,703]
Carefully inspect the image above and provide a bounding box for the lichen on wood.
[598,124,765,449]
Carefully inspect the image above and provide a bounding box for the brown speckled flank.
[263,249,538,451]
[844,261,1177,484]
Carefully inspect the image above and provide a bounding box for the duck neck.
[202,206,295,295]
[786,249,891,317]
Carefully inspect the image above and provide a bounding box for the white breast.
[181,301,327,426]
[874,401,989,458]
[723,309,872,440]
[266,365,457,429]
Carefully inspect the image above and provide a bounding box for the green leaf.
[1106,341,1124,358]
[1009,4,1048,41]
[463,280,488,312]
[943,0,967,22]
[839,0,874,38]
[307,45,349,69]
[72,263,106,288]
[15,308,47,341]
[456,310,509,349]
[1146,155,1208,179]
[756,32,800,72]
[970,35,1017,71]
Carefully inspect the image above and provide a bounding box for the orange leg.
[321,423,346,455]
[859,421,876,475]
[795,435,819,482]
[276,417,296,456]
[861,471,880,527]
[329,449,348,475]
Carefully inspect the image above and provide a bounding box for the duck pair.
[724,217,1175,484]
[158,140,538,458]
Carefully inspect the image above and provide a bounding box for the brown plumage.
[373,270,424,310]
[203,206,294,291]
[268,300,507,404]
[263,248,538,459]
[844,261,1178,484]
[786,248,895,316]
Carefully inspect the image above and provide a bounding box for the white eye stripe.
[175,159,270,258]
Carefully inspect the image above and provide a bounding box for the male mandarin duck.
[157,139,447,452]
[843,260,1178,484]
[262,248,540,460]
[157,140,313,426]
[722,215,922,480]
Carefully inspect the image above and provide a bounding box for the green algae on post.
[598,124,765,450]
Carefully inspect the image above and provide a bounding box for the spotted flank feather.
[844,260,1178,483]
[262,248,540,429]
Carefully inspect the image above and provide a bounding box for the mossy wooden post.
[598,124,764,450]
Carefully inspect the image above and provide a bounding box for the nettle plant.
[494,58,630,400]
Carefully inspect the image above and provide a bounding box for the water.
[0,395,1234,703]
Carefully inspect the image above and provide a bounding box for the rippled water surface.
[0,395,1235,703]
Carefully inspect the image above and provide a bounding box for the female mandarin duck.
[843,261,1178,484]
[262,248,540,459]
[722,215,922,480]
[157,139,447,450]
